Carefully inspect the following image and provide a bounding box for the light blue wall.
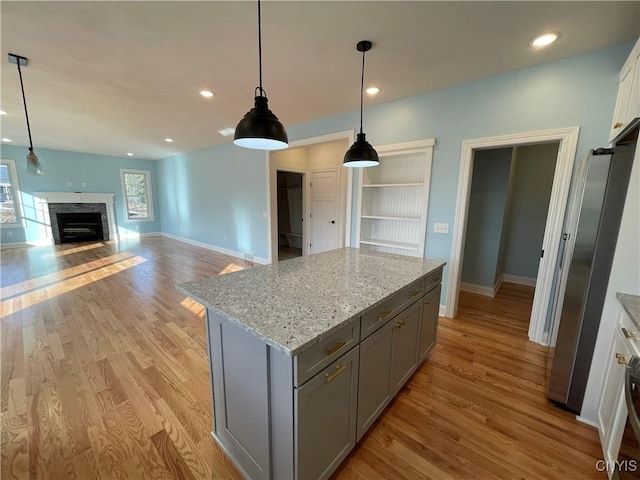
[461,148,512,288]
[156,142,268,259]
[502,143,559,279]
[157,43,630,298]
[0,144,160,243]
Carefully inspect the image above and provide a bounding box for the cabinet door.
[296,346,359,480]
[598,325,630,464]
[390,300,421,394]
[610,40,640,141]
[357,320,393,440]
[419,284,441,362]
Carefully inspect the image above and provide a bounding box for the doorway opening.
[276,171,304,261]
[446,127,580,345]
[458,142,559,337]
[267,131,354,264]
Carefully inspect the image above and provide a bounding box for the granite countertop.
[618,293,640,330]
[177,247,445,356]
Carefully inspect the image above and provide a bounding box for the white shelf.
[361,215,421,222]
[360,239,420,251]
[362,183,424,188]
[356,140,434,258]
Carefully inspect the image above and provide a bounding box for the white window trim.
[120,168,154,222]
[0,159,25,227]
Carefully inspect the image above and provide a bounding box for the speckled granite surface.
[177,248,445,356]
[618,293,640,330]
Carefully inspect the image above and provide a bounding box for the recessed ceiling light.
[218,128,235,137]
[2,138,12,142]
[127,152,133,156]
[200,90,214,98]
[164,138,173,143]
[366,87,380,95]
[531,33,559,48]
[0,111,6,115]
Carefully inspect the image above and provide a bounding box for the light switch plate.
[434,223,449,234]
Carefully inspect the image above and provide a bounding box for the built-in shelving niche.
[356,139,434,257]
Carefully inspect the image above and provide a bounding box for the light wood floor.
[1,237,604,479]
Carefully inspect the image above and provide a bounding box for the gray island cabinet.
[177,248,445,480]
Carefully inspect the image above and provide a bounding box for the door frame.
[266,130,355,264]
[445,126,580,344]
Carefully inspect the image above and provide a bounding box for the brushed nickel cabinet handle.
[324,341,346,356]
[622,327,638,339]
[325,365,347,382]
[377,310,392,322]
[617,352,627,365]
[614,122,623,129]
[394,319,405,328]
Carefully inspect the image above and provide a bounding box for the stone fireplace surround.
[35,192,116,244]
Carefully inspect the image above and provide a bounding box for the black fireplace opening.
[56,212,104,243]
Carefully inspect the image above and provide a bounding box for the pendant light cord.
[16,61,34,151]
[359,48,365,134]
[257,0,264,97]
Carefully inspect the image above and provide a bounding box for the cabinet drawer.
[294,320,360,387]
[360,279,424,340]
[424,268,442,294]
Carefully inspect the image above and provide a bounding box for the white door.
[310,171,339,254]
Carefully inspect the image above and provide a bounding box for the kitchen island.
[178,247,445,480]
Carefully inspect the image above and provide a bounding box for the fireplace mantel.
[35,192,117,242]
[35,192,115,205]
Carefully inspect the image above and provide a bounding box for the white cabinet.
[597,304,640,476]
[597,322,630,469]
[356,139,434,257]
[610,38,640,142]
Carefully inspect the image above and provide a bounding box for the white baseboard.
[460,282,496,297]
[0,241,27,249]
[494,274,504,295]
[576,414,599,429]
[502,274,537,287]
[159,232,269,265]
[0,238,54,248]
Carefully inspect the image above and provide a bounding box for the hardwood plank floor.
[1,238,604,479]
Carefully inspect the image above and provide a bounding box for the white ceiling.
[1,1,638,160]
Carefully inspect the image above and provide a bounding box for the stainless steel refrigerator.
[547,122,637,413]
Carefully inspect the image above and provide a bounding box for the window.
[0,159,24,226]
[120,169,154,221]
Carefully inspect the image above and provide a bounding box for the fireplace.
[46,201,111,245]
[34,192,117,245]
[57,212,104,243]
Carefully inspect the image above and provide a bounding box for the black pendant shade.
[344,40,379,168]
[234,0,288,151]
[9,53,44,175]
[343,133,379,167]
[234,94,288,150]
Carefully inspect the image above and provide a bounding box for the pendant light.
[234,0,288,151]
[343,40,379,168]
[8,53,43,175]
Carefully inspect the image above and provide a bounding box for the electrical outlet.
[262,211,267,218]
[6,231,13,237]
[67,182,72,187]
[243,252,254,261]
[81,182,87,188]
[434,223,449,234]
